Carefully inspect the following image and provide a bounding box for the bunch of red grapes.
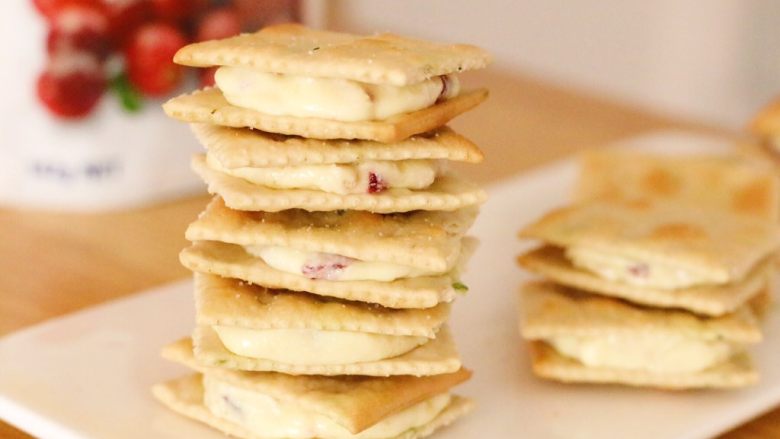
[33,0,297,119]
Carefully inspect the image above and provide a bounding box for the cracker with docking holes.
[192,325,461,376]
[527,342,757,390]
[161,339,471,434]
[180,239,475,309]
[187,196,477,273]
[195,273,449,338]
[152,374,475,439]
[172,24,491,86]
[192,124,484,168]
[519,282,761,389]
[519,198,780,286]
[575,150,779,221]
[164,88,488,143]
[519,281,762,343]
[518,246,773,316]
[192,154,485,213]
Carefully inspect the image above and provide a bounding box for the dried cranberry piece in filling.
[367,172,388,194]
[301,254,353,280]
[628,263,650,278]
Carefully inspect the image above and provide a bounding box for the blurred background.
[0,0,301,211]
[325,0,780,129]
[3,0,779,211]
[3,3,780,438]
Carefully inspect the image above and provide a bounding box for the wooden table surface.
[0,70,777,438]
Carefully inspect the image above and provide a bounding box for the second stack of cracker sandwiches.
[518,150,780,389]
[152,24,492,438]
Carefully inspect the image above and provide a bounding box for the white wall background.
[325,0,780,129]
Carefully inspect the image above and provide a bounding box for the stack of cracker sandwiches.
[152,24,491,438]
[517,149,780,389]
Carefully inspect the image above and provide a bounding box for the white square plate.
[1,131,778,439]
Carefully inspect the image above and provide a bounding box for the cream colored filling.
[246,245,437,281]
[214,67,460,121]
[207,154,439,194]
[204,375,451,438]
[548,333,740,373]
[566,246,727,289]
[214,326,428,365]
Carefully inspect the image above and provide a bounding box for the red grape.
[32,0,98,21]
[102,0,153,48]
[37,51,106,118]
[195,7,242,42]
[125,22,187,96]
[47,1,112,57]
[150,0,206,23]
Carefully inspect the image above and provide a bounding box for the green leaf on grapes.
[110,73,143,113]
